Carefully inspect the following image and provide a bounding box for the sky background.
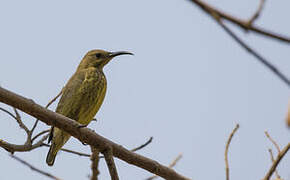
[0,0,289,179]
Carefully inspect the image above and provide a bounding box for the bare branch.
[0,107,17,119]
[10,154,62,180]
[265,131,281,153]
[286,101,290,127]
[146,154,183,180]
[46,90,63,109]
[42,137,153,159]
[0,107,29,135]
[225,124,240,180]
[90,147,100,180]
[212,15,290,87]
[268,149,281,179]
[168,154,183,168]
[13,108,30,135]
[263,143,290,180]
[188,0,290,43]
[0,86,190,180]
[31,90,62,134]
[131,137,153,152]
[41,143,91,157]
[0,104,50,153]
[248,0,266,25]
[0,106,48,153]
[31,130,50,143]
[103,147,119,180]
[0,134,48,153]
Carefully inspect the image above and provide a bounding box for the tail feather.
[46,144,57,166]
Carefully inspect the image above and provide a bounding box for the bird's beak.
[109,51,134,58]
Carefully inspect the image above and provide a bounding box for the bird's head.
[77,49,133,70]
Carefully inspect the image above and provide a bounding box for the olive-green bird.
[46,49,133,166]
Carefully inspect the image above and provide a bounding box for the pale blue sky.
[0,0,289,179]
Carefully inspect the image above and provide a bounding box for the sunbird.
[46,49,133,166]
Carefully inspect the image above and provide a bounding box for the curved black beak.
[109,51,134,58]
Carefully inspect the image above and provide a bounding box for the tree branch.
[41,143,91,157]
[0,86,190,180]
[225,124,239,180]
[90,146,100,180]
[12,108,30,135]
[146,154,183,180]
[31,130,50,143]
[268,149,281,179]
[0,134,48,153]
[0,105,49,153]
[286,101,290,127]
[265,131,281,153]
[263,143,290,180]
[31,90,62,135]
[103,147,119,180]
[188,0,290,43]
[213,16,290,87]
[247,0,266,25]
[41,136,154,158]
[10,154,62,180]
[131,137,153,152]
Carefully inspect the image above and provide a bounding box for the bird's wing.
[48,70,86,143]
[55,70,86,120]
[48,68,106,143]
[56,67,106,121]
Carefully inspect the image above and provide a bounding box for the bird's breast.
[77,69,107,125]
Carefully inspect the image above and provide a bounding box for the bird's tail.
[46,143,57,166]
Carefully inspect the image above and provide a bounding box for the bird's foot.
[78,124,87,128]
[81,142,88,146]
[92,118,98,122]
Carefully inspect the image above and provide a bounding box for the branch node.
[247,0,266,26]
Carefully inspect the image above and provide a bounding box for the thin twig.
[287,101,290,127]
[41,143,91,157]
[188,0,290,43]
[265,131,281,153]
[31,130,50,143]
[268,149,281,179]
[10,154,62,180]
[131,137,153,152]
[13,108,30,134]
[90,147,100,180]
[0,107,30,135]
[46,91,63,109]
[248,0,266,25]
[0,134,48,153]
[42,137,153,158]
[31,90,62,134]
[263,143,290,180]
[103,147,119,180]
[225,124,240,180]
[0,107,17,119]
[168,154,183,168]
[146,154,183,180]
[213,16,290,87]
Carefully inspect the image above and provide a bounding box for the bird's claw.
[78,124,87,128]
[81,142,88,146]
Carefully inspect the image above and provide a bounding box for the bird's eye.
[95,53,101,58]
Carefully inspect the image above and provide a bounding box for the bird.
[46,49,133,166]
